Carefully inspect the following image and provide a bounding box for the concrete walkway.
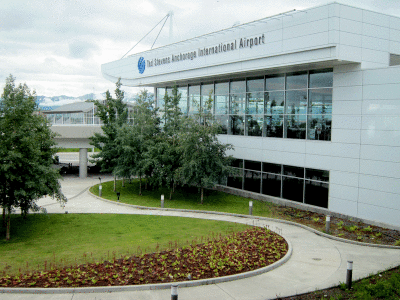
[2,175,400,300]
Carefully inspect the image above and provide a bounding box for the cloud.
[69,40,99,59]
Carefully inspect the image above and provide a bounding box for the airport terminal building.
[102,3,400,228]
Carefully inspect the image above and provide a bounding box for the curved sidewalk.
[2,175,400,300]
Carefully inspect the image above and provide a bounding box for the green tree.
[115,89,160,195]
[177,92,234,204]
[0,75,66,240]
[90,79,128,190]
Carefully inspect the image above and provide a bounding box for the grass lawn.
[0,214,249,276]
[56,148,100,152]
[90,179,275,217]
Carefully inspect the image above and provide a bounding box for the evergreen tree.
[0,75,66,240]
[90,79,128,188]
[177,91,234,204]
[115,89,159,195]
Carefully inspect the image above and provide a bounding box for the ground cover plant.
[91,179,400,246]
[0,227,287,288]
[277,266,400,300]
[0,214,250,276]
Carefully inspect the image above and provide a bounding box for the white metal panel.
[389,41,400,54]
[330,170,359,187]
[362,100,400,115]
[362,116,400,131]
[363,83,400,100]
[329,197,358,216]
[363,66,400,85]
[282,32,330,52]
[332,115,361,130]
[362,36,390,52]
[262,138,306,153]
[332,100,362,115]
[330,183,359,201]
[362,23,390,40]
[282,19,329,40]
[359,188,400,210]
[333,71,362,87]
[305,141,360,159]
[304,154,360,173]
[339,5,363,22]
[339,32,362,47]
[361,129,400,147]
[331,129,361,144]
[390,29,400,42]
[357,203,400,227]
[332,86,362,101]
[361,48,389,64]
[359,174,400,194]
[360,145,400,163]
[362,10,391,27]
[360,159,400,178]
[339,18,362,34]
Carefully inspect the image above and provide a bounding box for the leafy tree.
[0,75,66,240]
[177,92,234,204]
[90,79,128,189]
[115,90,160,195]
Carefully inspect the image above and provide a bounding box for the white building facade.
[102,3,400,228]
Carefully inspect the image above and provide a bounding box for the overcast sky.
[1,0,399,97]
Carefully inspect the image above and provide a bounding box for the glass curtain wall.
[155,69,332,140]
[226,159,329,209]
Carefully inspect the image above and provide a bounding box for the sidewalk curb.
[89,190,400,250]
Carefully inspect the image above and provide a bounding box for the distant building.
[101,3,400,228]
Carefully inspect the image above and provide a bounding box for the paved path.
[2,175,400,300]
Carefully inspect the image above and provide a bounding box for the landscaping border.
[90,190,400,250]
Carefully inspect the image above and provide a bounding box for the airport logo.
[138,57,146,74]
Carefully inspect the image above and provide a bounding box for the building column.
[79,148,88,178]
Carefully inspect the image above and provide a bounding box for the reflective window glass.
[230,115,244,135]
[244,170,261,193]
[247,92,264,114]
[230,94,246,114]
[231,159,243,168]
[230,80,246,94]
[309,69,333,88]
[245,160,261,171]
[285,114,306,139]
[265,91,284,115]
[188,85,200,114]
[215,95,229,114]
[265,75,284,91]
[215,115,228,134]
[246,115,263,136]
[285,90,307,115]
[215,81,229,95]
[262,173,281,197]
[283,165,304,178]
[308,88,332,114]
[307,114,331,141]
[264,114,283,138]
[227,168,243,189]
[286,72,307,90]
[157,88,165,107]
[247,77,264,92]
[263,162,281,174]
[178,86,188,114]
[305,168,329,182]
[282,176,304,202]
[305,180,329,208]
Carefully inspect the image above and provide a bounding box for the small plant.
[363,226,373,232]
[375,232,382,238]
[336,221,344,230]
[395,240,400,246]
[312,217,320,222]
[339,281,347,290]
[348,225,358,232]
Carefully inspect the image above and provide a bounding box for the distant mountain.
[36,92,153,111]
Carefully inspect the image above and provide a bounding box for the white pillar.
[79,148,88,178]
